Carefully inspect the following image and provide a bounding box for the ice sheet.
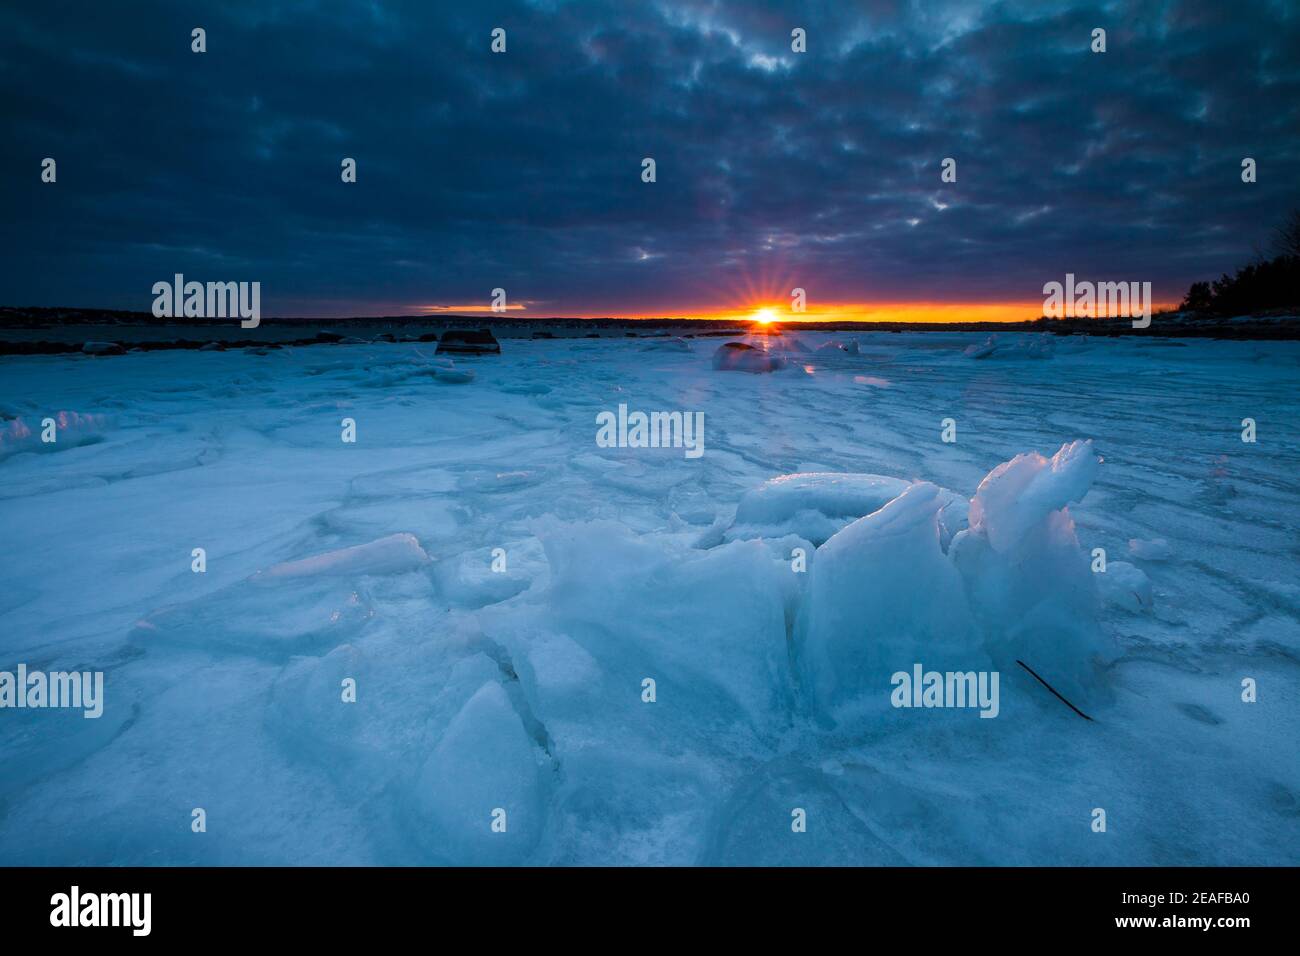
[2,333,1297,865]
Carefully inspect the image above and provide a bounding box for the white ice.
[2,330,1298,865]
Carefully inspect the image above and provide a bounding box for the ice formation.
[3,332,1295,867]
[963,332,1055,360]
[252,532,429,581]
[725,471,968,548]
[412,681,549,864]
[0,411,108,460]
[1096,560,1154,612]
[791,440,1111,725]
[966,439,1100,554]
[796,482,984,725]
[1128,537,1172,561]
[950,440,1111,708]
[542,519,791,731]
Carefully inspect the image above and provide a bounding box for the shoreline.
[2,306,1299,356]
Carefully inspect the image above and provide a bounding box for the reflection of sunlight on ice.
[854,374,892,387]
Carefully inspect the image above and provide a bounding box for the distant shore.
[2,306,1298,356]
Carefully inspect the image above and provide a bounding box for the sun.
[751,307,777,325]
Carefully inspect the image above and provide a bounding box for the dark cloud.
[2,0,1297,315]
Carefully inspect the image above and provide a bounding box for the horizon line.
[5,302,1185,324]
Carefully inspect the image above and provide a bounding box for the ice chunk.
[251,533,429,582]
[1128,537,1172,561]
[411,681,546,864]
[969,440,1100,553]
[937,496,971,553]
[542,520,791,730]
[727,472,967,549]
[428,365,474,384]
[432,540,543,608]
[130,576,375,659]
[729,472,908,545]
[736,473,911,527]
[1097,561,1154,612]
[267,643,379,777]
[796,482,980,724]
[963,333,1054,360]
[0,411,108,459]
[951,441,1112,709]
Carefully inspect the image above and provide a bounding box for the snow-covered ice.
[1,330,1298,865]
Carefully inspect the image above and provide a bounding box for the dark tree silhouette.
[1182,281,1213,312]
[1275,208,1300,259]
[1181,209,1300,314]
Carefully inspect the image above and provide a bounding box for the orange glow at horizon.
[410,299,1180,323]
[542,302,1070,323]
[724,301,1050,324]
[417,303,529,313]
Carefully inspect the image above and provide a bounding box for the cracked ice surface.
[1,331,1298,865]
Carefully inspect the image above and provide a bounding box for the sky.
[2,0,1298,320]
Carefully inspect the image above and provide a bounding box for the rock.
[712,341,786,373]
[436,329,501,355]
[82,341,126,356]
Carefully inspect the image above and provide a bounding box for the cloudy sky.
[3,0,1297,319]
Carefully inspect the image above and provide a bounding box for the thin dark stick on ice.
[1015,659,1094,722]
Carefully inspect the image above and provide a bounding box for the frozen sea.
[1,330,1298,865]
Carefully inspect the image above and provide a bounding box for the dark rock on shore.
[437,329,501,355]
[82,341,126,355]
[712,341,786,373]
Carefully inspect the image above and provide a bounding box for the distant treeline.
[1181,209,1300,316]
